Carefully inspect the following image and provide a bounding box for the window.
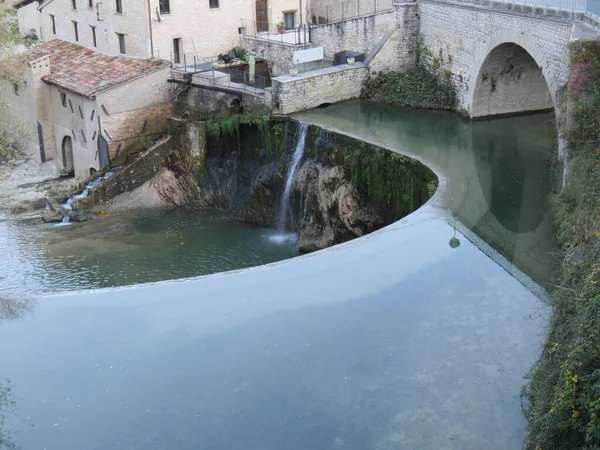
[91,26,97,47]
[117,33,126,54]
[72,21,79,41]
[60,93,67,108]
[115,0,122,13]
[209,0,218,9]
[72,0,77,9]
[50,15,56,34]
[88,0,93,7]
[159,0,169,14]
[283,11,295,29]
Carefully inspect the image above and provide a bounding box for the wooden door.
[256,0,268,32]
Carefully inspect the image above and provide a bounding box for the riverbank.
[524,41,600,450]
[0,157,79,221]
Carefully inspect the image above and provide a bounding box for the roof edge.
[41,61,171,99]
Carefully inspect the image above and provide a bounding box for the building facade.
[0,39,172,178]
[14,0,304,61]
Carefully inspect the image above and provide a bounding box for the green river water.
[0,100,557,450]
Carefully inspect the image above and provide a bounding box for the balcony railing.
[243,22,312,46]
[310,0,394,23]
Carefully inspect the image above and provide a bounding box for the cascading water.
[54,172,114,227]
[277,122,308,233]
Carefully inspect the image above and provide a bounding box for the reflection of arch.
[61,135,74,171]
[467,31,559,119]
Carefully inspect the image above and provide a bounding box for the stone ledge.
[274,63,368,83]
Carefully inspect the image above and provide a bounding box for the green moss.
[525,40,600,450]
[362,64,457,111]
[341,142,432,219]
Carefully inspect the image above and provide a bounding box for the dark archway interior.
[472,43,553,119]
[61,135,74,170]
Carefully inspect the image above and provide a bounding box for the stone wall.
[309,10,396,60]
[418,0,572,116]
[39,0,151,57]
[309,0,394,23]
[175,84,268,120]
[79,120,204,211]
[102,102,174,165]
[241,36,311,76]
[367,3,418,73]
[272,64,369,114]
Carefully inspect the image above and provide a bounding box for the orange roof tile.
[24,39,170,97]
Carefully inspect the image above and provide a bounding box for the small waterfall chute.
[277,122,308,233]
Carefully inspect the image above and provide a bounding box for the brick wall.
[272,63,368,114]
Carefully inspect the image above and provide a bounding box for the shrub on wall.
[361,64,457,111]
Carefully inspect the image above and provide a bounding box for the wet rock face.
[69,210,96,222]
[295,162,383,252]
[201,121,435,253]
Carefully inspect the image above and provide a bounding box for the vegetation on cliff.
[0,4,28,162]
[361,47,457,111]
[525,41,600,450]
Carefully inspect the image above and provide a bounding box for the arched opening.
[472,43,553,119]
[229,98,243,115]
[61,136,74,172]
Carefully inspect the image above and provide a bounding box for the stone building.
[13,0,304,61]
[0,38,172,178]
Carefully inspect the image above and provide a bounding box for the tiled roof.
[25,39,169,97]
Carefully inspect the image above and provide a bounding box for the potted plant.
[277,21,285,34]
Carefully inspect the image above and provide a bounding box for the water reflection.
[296,101,558,286]
[0,296,35,323]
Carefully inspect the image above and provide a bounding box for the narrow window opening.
[72,21,79,41]
[209,0,219,9]
[115,0,122,13]
[60,93,67,108]
[50,15,56,35]
[91,26,97,47]
[13,83,19,96]
[117,33,126,54]
[173,38,181,64]
[72,0,77,9]
[159,0,170,14]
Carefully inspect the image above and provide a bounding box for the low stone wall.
[272,64,369,114]
[241,36,311,76]
[175,84,268,120]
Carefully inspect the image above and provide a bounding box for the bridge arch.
[467,30,559,119]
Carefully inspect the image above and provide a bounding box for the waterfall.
[277,122,308,233]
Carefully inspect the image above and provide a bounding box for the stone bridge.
[417,0,599,120]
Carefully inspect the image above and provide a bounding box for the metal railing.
[169,53,217,73]
[310,0,394,24]
[243,21,312,46]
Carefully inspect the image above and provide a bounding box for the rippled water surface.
[0,210,299,295]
